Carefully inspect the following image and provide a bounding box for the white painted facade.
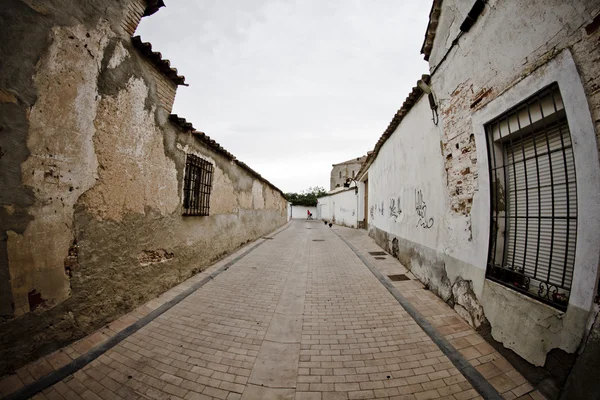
[358,0,600,369]
[290,205,317,220]
[317,188,359,228]
[367,97,446,256]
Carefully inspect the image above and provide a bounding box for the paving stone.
[6,221,542,400]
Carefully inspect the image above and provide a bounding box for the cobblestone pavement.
[0,221,545,400]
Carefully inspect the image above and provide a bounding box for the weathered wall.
[365,0,600,371]
[427,0,600,367]
[317,188,358,227]
[0,0,287,375]
[366,96,487,329]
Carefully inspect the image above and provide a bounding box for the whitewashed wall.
[318,188,359,228]
[369,98,446,252]
[427,0,600,366]
[290,205,317,219]
[366,0,600,367]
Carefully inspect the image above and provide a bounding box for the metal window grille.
[182,154,213,216]
[485,83,577,310]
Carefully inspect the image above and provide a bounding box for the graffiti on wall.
[415,189,434,229]
[389,196,402,222]
[380,201,384,216]
[370,205,375,219]
[339,207,356,216]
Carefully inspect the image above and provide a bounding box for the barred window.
[182,154,214,216]
[485,83,577,310]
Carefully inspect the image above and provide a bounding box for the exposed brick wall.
[440,82,479,215]
[148,66,177,113]
[438,8,600,218]
[121,0,145,36]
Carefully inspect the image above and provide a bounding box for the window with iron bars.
[485,83,577,310]
[182,154,214,216]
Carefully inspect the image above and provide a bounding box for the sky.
[137,0,431,193]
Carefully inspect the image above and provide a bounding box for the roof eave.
[420,0,443,62]
[132,36,187,86]
[168,114,286,198]
[357,75,430,179]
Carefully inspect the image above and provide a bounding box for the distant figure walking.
[306,210,313,220]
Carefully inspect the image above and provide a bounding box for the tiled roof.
[420,0,443,61]
[132,36,187,86]
[169,114,286,197]
[143,0,165,16]
[356,75,430,180]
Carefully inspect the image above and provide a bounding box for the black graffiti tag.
[415,189,434,229]
[389,197,401,222]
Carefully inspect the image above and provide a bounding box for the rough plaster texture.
[481,280,588,367]
[470,49,600,367]
[0,1,287,375]
[8,21,111,317]
[362,0,600,370]
[81,76,179,221]
[429,0,600,365]
[365,96,487,331]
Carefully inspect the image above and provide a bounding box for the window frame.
[484,83,577,310]
[182,153,214,217]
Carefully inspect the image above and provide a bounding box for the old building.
[354,0,600,397]
[329,156,366,190]
[0,0,287,375]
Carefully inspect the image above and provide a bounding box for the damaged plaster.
[107,40,130,69]
[7,21,111,316]
[80,76,179,221]
[372,227,486,329]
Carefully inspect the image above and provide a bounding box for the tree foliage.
[285,186,328,207]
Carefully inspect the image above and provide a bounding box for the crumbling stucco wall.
[366,96,487,331]
[363,0,600,370]
[0,0,287,375]
[423,0,600,367]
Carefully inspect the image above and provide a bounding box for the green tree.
[285,186,327,206]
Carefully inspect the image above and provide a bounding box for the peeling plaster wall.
[0,1,287,375]
[421,0,600,368]
[366,97,487,331]
[80,76,180,221]
[363,0,600,371]
[7,21,111,317]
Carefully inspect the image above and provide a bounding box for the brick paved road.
[0,221,543,400]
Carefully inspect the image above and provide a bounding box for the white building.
[354,0,600,397]
[317,186,361,228]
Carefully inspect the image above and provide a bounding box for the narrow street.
[1,221,543,400]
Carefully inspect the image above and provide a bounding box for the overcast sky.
[137,0,430,193]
